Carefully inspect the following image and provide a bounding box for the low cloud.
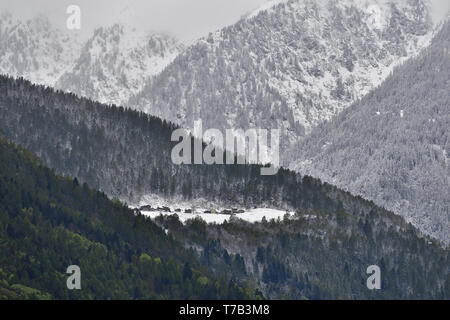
[1,0,448,42]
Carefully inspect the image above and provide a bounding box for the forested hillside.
[155,207,450,299]
[0,74,405,213]
[0,71,447,240]
[292,18,450,244]
[0,73,438,227]
[0,136,256,299]
[0,73,448,299]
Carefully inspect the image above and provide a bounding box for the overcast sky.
[1,0,449,42]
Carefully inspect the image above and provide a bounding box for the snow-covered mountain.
[130,0,434,162]
[0,13,184,106]
[56,24,184,106]
[291,19,450,244]
[0,12,80,87]
[0,1,445,245]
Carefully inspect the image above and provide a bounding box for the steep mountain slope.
[0,75,448,299]
[130,0,433,161]
[291,19,450,244]
[0,12,80,87]
[157,207,449,299]
[56,24,184,106]
[0,136,255,300]
[0,75,393,211]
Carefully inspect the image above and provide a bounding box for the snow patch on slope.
[131,193,293,224]
[141,208,292,225]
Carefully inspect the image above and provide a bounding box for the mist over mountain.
[0,13,184,106]
[0,12,80,87]
[291,19,450,244]
[56,24,184,106]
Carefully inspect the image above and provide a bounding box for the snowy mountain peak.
[55,23,184,105]
[248,0,432,25]
[247,0,289,19]
[291,19,450,244]
[0,13,184,106]
[0,12,81,87]
[131,0,434,164]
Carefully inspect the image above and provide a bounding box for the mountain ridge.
[291,18,450,244]
[0,12,184,106]
[130,0,434,160]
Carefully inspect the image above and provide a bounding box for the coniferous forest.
[0,136,258,299]
[0,77,448,299]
